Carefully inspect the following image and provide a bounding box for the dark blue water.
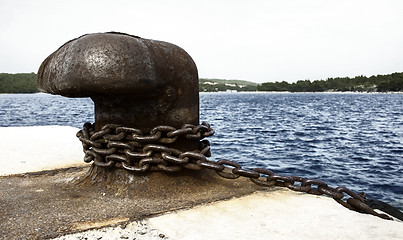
[1,92,402,210]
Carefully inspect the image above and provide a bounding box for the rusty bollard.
[37,32,214,183]
[37,32,199,151]
[36,31,261,193]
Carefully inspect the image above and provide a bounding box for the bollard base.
[0,165,264,239]
[73,164,255,198]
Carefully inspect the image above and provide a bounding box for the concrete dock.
[1,126,402,239]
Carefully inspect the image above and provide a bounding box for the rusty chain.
[77,122,392,220]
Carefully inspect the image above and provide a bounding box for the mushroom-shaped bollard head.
[37,32,199,132]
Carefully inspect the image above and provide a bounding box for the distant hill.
[0,73,38,93]
[257,72,403,92]
[199,78,257,92]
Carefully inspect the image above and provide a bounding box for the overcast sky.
[1,0,402,83]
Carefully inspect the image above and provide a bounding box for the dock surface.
[1,126,402,239]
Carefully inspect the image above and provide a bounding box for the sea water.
[1,92,402,210]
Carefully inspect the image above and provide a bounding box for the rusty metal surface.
[37,32,198,97]
[37,32,199,132]
[0,167,264,239]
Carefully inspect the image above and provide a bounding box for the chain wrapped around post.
[77,122,392,221]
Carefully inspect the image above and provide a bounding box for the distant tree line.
[257,72,403,92]
[1,72,402,93]
[0,73,38,93]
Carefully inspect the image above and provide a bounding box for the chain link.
[77,122,392,220]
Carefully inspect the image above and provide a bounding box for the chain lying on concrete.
[77,122,392,220]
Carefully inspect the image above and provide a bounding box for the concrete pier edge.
[1,126,402,240]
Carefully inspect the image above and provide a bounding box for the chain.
[76,122,214,172]
[77,122,392,220]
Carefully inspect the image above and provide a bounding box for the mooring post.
[37,32,200,153]
[36,30,228,183]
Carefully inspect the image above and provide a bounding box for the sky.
[0,0,402,83]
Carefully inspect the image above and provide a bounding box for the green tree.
[257,72,403,92]
[0,73,38,93]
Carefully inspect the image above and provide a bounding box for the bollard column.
[37,32,199,152]
[36,32,224,189]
